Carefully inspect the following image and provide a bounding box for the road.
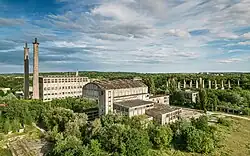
[207,111,250,121]
[179,107,250,121]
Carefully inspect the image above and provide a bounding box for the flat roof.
[146,104,181,116]
[114,99,153,108]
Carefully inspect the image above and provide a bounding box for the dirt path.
[207,111,250,121]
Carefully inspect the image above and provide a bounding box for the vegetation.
[0,72,250,155]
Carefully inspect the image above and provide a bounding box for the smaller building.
[149,95,169,105]
[146,104,182,125]
[183,90,199,103]
[113,99,154,117]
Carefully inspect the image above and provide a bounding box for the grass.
[214,117,250,156]
[0,148,12,156]
[152,117,250,156]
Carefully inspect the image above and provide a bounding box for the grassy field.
[152,117,250,156]
[214,117,250,156]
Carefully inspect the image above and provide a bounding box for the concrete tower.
[32,38,39,99]
[24,42,29,99]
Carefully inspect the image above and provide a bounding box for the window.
[44,87,47,91]
[55,79,57,83]
[48,87,50,90]
[62,86,64,89]
[52,87,54,90]
[48,79,51,83]
[62,79,65,83]
[51,79,54,83]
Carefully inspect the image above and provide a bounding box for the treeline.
[171,87,250,115]
[0,97,97,134]
[1,72,250,91]
[45,113,225,156]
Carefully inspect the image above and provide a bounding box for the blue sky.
[0,0,250,73]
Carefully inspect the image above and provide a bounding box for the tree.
[148,125,173,149]
[199,89,208,112]
[125,128,150,156]
[0,90,5,97]
[191,115,209,131]
[186,128,214,153]
[3,118,11,134]
[52,135,84,156]
[150,77,156,95]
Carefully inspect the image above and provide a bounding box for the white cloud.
[0,17,26,26]
[242,32,250,39]
[2,0,250,72]
[216,58,243,64]
[238,41,250,45]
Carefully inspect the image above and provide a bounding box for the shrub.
[218,118,231,127]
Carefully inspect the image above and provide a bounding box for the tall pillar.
[208,80,211,89]
[221,80,224,90]
[166,79,169,88]
[228,80,231,89]
[202,80,205,88]
[24,43,29,99]
[32,38,39,99]
[199,78,202,86]
[237,80,240,87]
[183,79,186,88]
[178,82,181,89]
[190,80,193,88]
[196,80,199,88]
[215,80,218,89]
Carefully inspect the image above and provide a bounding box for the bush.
[218,118,231,127]
[0,133,4,141]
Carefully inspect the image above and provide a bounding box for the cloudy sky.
[0,0,250,73]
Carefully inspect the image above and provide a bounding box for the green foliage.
[218,118,232,127]
[0,90,5,97]
[148,124,173,149]
[199,89,208,112]
[191,115,209,131]
[186,128,215,153]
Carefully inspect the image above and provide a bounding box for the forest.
[0,97,229,155]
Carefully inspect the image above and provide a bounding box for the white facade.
[82,79,182,125]
[82,80,149,116]
[39,75,90,102]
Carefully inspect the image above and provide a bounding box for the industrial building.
[82,79,181,125]
[39,75,90,102]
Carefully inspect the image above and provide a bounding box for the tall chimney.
[32,38,39,99]
[24,42,29,99]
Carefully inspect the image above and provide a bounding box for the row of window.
[44,86,83,90]
[44,91,81,96]
[114,88,147,97]
[43,78,88,83]
[44,95,81,101]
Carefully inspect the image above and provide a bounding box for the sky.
[0,0,250,73]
